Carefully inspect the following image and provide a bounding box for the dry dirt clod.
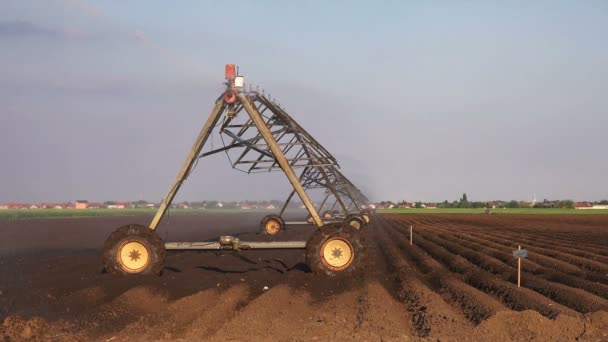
[20,325,33,339]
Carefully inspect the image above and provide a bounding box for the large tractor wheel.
[306,223,364,277]
[260,214,285,235]
[102,224,165,275]
[344,214,366,231]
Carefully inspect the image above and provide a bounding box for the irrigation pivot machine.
[102,65,372,277]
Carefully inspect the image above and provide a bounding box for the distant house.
[75,200,89,209]
[0,204,8,210]
[266,204,276,210]
[39,203,64,209]
[6,203,30,209]
[108,202,127,209]
[425,203,437,209]
[397,203,411,209]
[576,202,608,210]
[575,202,593,209]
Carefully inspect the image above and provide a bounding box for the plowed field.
[1,213,607,341]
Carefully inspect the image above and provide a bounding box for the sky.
[1,0,607,203]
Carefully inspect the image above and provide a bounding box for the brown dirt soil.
[0,212,607,341]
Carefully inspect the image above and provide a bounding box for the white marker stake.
[517,245,521,288]
[410,225,413,246]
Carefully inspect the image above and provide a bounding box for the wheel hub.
[265,219,281,235]
[117,240,150,273]
[320,238,354,271]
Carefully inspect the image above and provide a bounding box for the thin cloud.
[0,20,62,38]
[60,0,100,18]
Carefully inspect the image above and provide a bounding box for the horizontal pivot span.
[165,240,307,250]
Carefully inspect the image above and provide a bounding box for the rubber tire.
[361,210,373,224]
[361,212,372,224]
[260,214,285,235]
[345,214,365,231]
[102,224,165,275]
[305,223,365,277]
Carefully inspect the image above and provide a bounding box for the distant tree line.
[378,193,601,209]
[436,193,488,208]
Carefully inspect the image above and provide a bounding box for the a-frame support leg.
[317,193,330,215]
[238,93,324,227]
[149,100,225,230]
[279,189,296,216]
[318,167,349,215]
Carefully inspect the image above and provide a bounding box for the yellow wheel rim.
[117,241,150,273]
[349,219,361,230]
[320,238,354,271]
[265,219,281,235]
[362,214,370,224]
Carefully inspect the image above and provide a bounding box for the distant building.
[75,200,89,209]
[575,202,593,209]
[6,203,30,209]
[576,202,607,210]
[0,204,8,210]
[39,203,64,209]
[107,202,127,209]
